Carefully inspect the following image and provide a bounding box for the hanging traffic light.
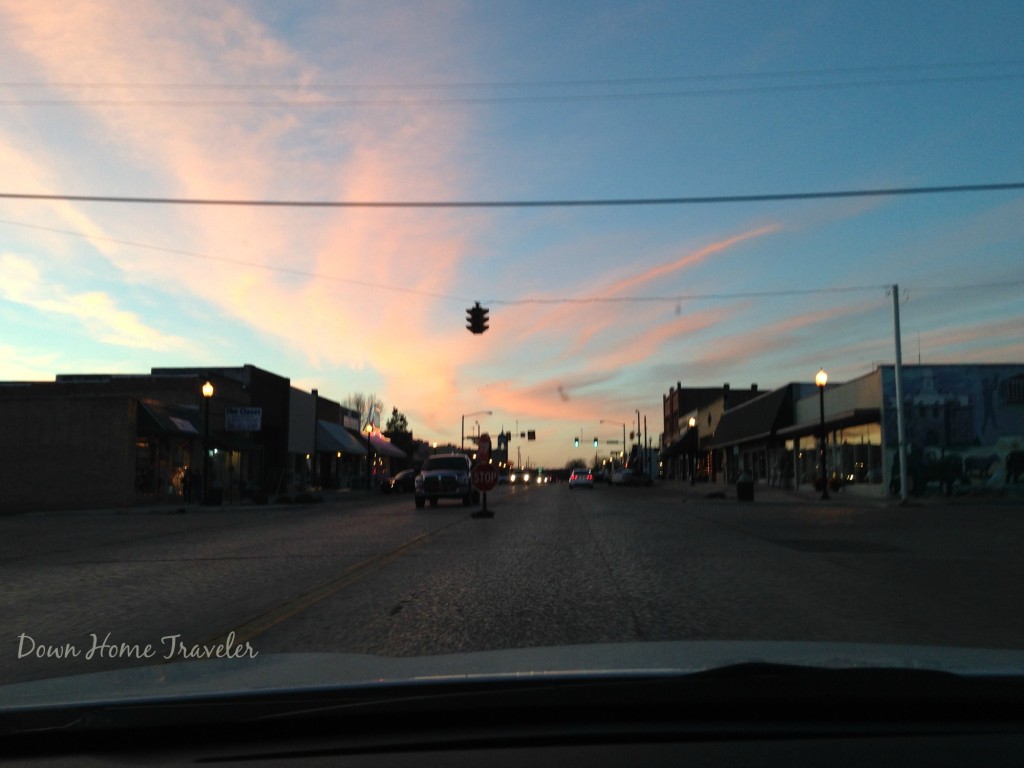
[466,302,489,334]
[574,437,580,447]
[593,437,599,447]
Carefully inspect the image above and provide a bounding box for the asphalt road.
[3,482,1024,686]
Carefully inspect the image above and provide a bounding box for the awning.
[709,386,792,449]
[661,428,695,458]
[137,401,202,437]
[369,432,407,459]
[345,428,407,459]
[317,420,367,455]
[776,408,881,439]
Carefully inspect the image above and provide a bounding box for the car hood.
[3,640,1024,710]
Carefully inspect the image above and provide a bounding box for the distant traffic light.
[593,437,599,447]
[466,302,489,334]
[574,437,580,447]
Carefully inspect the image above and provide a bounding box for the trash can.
[736,471,754,501]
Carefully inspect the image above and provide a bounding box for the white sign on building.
[225,407,262,432]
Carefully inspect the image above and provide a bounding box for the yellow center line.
[200,520,463,649]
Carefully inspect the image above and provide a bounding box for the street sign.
[478,432,491,463]
[471,464,499,492]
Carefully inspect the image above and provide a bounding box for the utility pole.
[892,284,910,504]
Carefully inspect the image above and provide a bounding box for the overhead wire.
[1,59,1021,107]
[2,181,1023,208]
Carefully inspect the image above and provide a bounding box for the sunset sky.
[1,1,1022,469]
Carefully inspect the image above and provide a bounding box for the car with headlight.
[414,453,473,507]
[384,468,418,493]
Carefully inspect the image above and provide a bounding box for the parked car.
[415,454,473,508]
[385,468,418,493]
[611,468,653,487]
[610,468,632,486]
[568,468,594,489]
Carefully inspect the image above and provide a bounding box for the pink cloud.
[607,224,780,297]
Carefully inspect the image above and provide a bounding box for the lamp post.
[201,380,214,505]
[364,422,374,490]
[461,410,492,451]
[688,416,697,486]
[816,368,829,500]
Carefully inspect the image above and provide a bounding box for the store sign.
[225,407,262,432]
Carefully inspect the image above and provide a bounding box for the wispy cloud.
[607,224,781,297]
[0,253,186,350]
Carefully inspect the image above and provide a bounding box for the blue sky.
[1,1,1022,468]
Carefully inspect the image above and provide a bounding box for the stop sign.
[471,464,499,492]
[477,432,491,463]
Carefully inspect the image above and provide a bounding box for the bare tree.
[343,393,383,427]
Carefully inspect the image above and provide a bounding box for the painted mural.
[881,365,1024,494]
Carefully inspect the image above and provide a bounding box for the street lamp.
[816,368,829,500]
[201,380,214,505]
[364,421,374,490]
[688,416,697,486]
[461,410,492,451]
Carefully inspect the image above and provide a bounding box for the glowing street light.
[201,380,214,505]
[816,368,829,500]
[364,421,374,490]
[688,415,697,486]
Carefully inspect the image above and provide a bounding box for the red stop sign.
[471,464,499,492]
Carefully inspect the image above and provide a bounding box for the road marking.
[200,520,463,649]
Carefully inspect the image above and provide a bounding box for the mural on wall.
[882,366,1024,493]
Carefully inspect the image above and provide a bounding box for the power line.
[2,73,1021,107]
[1,181,1022,208]
[1,59,1020,106]
[487,285,893,305]
[3,59,1022,90]
[0,218,465,302]
[3,217,1020,309]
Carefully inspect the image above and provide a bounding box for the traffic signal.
[593,437,599,447]
[466,302,489,334]
[574,437,580,447]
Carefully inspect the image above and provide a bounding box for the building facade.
[0,364,401,512]
[667,364,1024,497]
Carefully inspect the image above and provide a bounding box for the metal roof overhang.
[370,432,407,459]
[137,401,202,437]
[662,428,695,458]
[775,408,881,440]
[344,428,407,459]
[708,429,776,450]
[318,420,367,455]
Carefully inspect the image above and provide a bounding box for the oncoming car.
[568,468,594,489]
[414,453,473,508]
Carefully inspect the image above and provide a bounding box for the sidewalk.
[655,478,1024,509]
